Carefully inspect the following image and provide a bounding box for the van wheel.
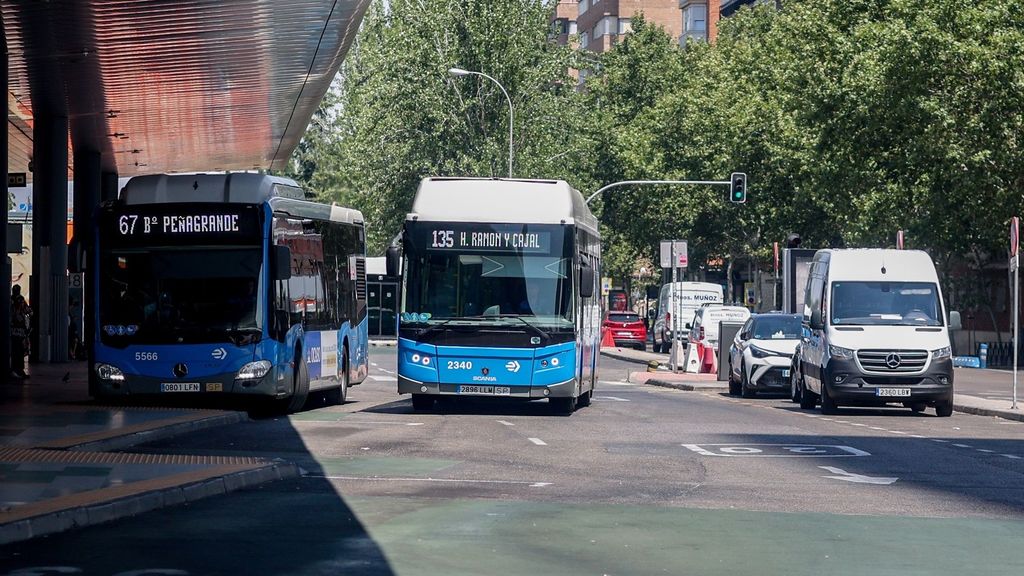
[799,378,817,410]
[820,383,838,415]
[325,346,349,405]
[935,397,953,417]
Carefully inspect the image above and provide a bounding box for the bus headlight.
[95,363,125,382]
[236,360,272,380]
[932,346,952,360]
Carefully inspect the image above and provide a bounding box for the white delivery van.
[652,282,724,353]
[688,305,752,350]
[794,249,960,416]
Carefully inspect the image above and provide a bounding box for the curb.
[0,460,297,546]
[370,340,397,347]
[953,398,1024,423]
[67,410,248,452]
[600,349,667,366]
[646,378,728,392]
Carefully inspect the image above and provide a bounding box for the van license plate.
[876,388,911,397]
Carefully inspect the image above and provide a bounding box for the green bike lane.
[2,351,1023,575]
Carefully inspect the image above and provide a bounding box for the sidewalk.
[0,362,291,545]
[602,347,1024,422]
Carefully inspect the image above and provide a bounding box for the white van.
[652,282,724,353]
[688,305,751,349]
[794,249,960,416]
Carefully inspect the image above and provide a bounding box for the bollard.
[979,343,988,369]
[647,360,660,373]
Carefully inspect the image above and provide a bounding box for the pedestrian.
[11,295,31,379]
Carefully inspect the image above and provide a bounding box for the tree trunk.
[726,258,735,305]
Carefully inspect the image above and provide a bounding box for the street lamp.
[449,67,514,178]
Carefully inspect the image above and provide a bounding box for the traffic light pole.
[585,179,736,205]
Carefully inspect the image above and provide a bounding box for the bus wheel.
[550,395,576,415]
[577,389,592,408]
[326,347,349,405]
[282,355,310,414]
[411,394,434,411]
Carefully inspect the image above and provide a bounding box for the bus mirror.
[949,310,962,331]
[386,246,401,277]
[273,245,291,281]
[579,266,595,299]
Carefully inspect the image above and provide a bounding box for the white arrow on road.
[819,466,898,485]
[505,360,521,373]
[211,347,227,360]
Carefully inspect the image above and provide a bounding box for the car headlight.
[236,360,272,380]
[828,345,855,360]
[932,346,952,360]
[749,345,773,359]
[95,363,125,382]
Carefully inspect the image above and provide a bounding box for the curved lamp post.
[449,67,514,178]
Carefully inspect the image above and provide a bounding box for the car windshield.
[831,282,943,326]
[752,316,802,339]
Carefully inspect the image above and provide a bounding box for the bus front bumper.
[93,366,290,398]
[398,375,577,398]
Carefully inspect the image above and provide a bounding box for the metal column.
[101,171,119,202]
[1,31,9,377]
[30,114,69,363]
[73,149,100,369]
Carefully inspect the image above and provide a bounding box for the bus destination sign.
[426,228,551,253]
[104,205,261,246]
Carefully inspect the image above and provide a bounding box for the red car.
[603,311,647,351]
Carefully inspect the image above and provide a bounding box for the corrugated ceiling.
[4,0,369,182]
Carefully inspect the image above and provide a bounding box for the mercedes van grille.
[857,350,928,373]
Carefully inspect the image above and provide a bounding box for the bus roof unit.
[408,178,598,235]
[120,173,363,225]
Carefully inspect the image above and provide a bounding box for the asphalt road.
[3,348,1024,575]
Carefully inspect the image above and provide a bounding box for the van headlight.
[932,346,951,360]
[828,345,855,360]
[95,363,125,382]
[236,360,272,380]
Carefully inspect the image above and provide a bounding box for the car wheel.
[790,367,802,403]
[820,382,838,415]
[728,361,740,396]
[935,397,953,417]
[799,376,817,410]
[740,361,756,398]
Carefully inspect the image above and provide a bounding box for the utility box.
[717,321,745,381]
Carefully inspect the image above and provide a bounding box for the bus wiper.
[417,317,483,338]
[490,315,550,342]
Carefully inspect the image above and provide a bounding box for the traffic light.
[730,172,747,204]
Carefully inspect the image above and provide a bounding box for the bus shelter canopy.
[4,0,369,182]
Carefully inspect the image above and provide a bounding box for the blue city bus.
[91,173,369,413]
[388,178,601,414]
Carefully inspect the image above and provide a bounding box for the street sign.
[1011,216,1019,258]
[601,276,612,297]
[7,173,26,187]
[659,240,688,268]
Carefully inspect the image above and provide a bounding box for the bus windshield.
[99,247,264,345]
[403,223,573,328]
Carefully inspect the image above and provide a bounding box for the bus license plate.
[162,382,200,392]
[876,388,911,397]
[458,385,512,395]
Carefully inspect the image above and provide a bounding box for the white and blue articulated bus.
[389,178,601,415]
[91,173,369,413]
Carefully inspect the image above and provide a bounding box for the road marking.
[308,475,552,486]
[908,434,926,439]
[819,466,898,485]
[528,437,547,446]
[977,449,995,453]
[1001,454,1022,459]
[371,362,378,366]
[953,443,972,448]
[869,426,886,431]
[367,375,397,382]
[682,443,870,458]
[931,439,950,443]
[849,423,869,427]
[600,380,635,386]
[497,420,515,427]
[406,422,424,426]
[888,431,907,435]
[596,396,630,402]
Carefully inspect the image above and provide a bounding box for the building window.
[580,31,589,49]
[579,0,589,15]
[552,18,569,36]
[682,3,708,40]
[618,18,632,35]
[569,20,578,35]
[593,16,617,38]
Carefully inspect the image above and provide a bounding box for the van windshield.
[831,282,943,327]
